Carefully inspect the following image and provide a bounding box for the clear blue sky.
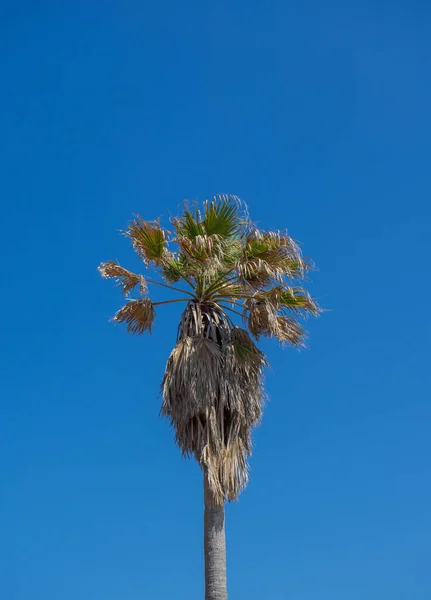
[1,1,430,599]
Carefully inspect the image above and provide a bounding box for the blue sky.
[1,1,430,599]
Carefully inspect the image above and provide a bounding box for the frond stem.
[162,263,196,293]
[146,278,195,297]
[203,268,237,298]
[216,303,244,319]
[152,298,191,306]
[212,296,245,310]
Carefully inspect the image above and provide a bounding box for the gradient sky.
[1,1,430,599]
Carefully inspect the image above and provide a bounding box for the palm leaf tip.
[113,298,155,334]
[98,261,147,296]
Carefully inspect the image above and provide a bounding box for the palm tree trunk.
[204,470,228,600]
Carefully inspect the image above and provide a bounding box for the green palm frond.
[203,196,241,237]
[253,285,320,316]
[126,217,167,264]
[173,209,206,239]
[113,298,155,334]
[161,253,192,283]
[278,286,319,315]
[237,228,308,284]
[220,238,243,268]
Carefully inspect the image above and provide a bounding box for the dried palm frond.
[275,315,306,346]
[245,300,277,340]
[161,305,267,505]
[177,234,215,261]
[113,298,155,334]
[98,260,147,296]
[245,298,308,346]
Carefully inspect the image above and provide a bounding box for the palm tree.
[99,195,319,600]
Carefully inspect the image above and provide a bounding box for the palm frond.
[231,326,268,366]
[125,217,167,264]
[245,299,307,345]
[236,258,275,288]
[254,285,320,316]
[245,300,277,340]
[237,228,310,284]
[161,253,192,283]
[177,234,215,261]
[98,260,147,296]
[172,208,205,239]
[113,298,155,334]
[202,196,241,237]
[219,238,243,268]
[211,282,244,300]
[279,287,319,315]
